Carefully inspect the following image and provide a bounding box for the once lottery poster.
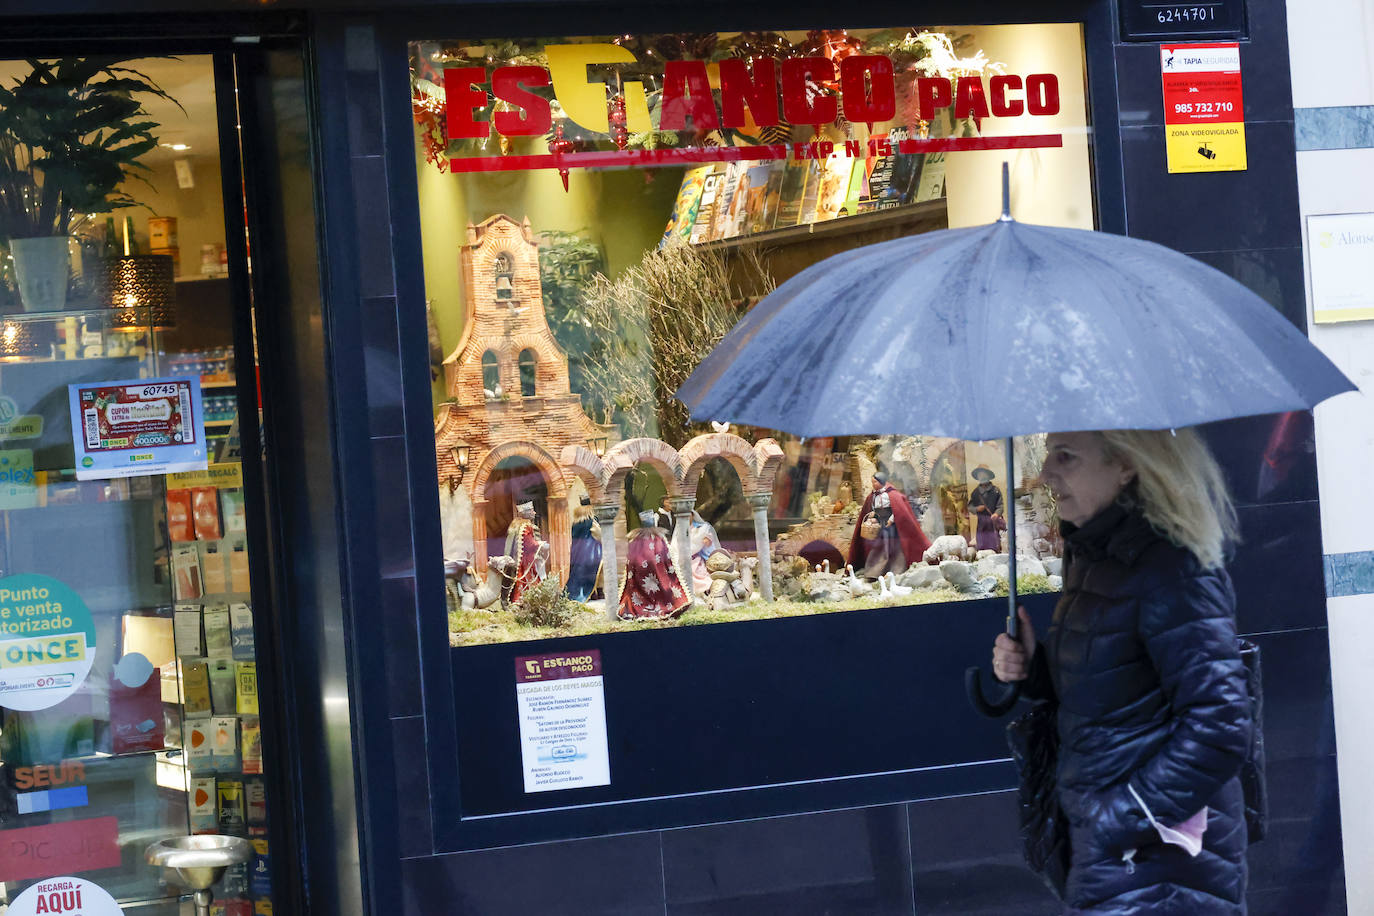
[1160,42,1247,173]
[514,650,610,793]
[67,376,207,480]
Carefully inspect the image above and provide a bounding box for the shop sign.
[13,761,90,815]
[1121,0,1246,42]
[515,650,610,792]
[66,376,207,481]
[1308,212,1374,323]
[1161,43,1246,173]
[7,875,124,915]
[437,41,1067,174]
[0,396,43,441]
[0,819,121,883]
[0,449,38,510]
[0,574,97,712]
[167,461,243,490]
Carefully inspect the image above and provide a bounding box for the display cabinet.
[0,305,272,914]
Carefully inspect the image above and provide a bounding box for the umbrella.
[678,166,1357,715]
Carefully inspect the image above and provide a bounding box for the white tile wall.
[1293,107,1374,911]
[1296,149,1374,555]
[1328,593,1374,913]
[1287,0,1374,109]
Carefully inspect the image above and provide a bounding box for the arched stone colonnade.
[560,432,785,618]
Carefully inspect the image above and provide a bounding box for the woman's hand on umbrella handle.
[993,607,1037,682]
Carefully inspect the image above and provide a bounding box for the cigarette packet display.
[166,488,195,542]
[230,603,255,660]
[221,489,247,535]
[214,899,252,916]
[173,543,204,600]
[187,720,214,775]
[203,603,232,657]
[193,485,222,540]
[174,604,204,657]
[201,540,228,593]
[250,837,271,897]
[236,662,259,714]
[240,716,263,774]
[228,536,250,592]
[217,778,246,833]
[220,861,250,898]
[211,715,241,773]
[190,776,219,832]
[209,658,237,714]
[244,775,267,825]
[182,659,212,716]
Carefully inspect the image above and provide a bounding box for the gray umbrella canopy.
[678,218,1356,440]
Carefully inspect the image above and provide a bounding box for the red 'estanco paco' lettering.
[444,50,1061,139]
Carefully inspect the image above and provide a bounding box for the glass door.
[0,53,277,915]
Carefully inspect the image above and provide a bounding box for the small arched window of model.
[493,252,515,300]
[518,348,537,398]
[481,350,500,397]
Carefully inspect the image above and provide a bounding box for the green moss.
[450,586,987,646]
[992,573,1056,597]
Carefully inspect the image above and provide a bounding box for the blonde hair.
[1096,428,1238,570]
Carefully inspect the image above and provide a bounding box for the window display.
[0,55,274,914]
[412,25,1094,646]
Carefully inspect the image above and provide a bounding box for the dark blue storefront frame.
[0,1,1342,912]
[356,0,1129,855]
[308,0,1344,908]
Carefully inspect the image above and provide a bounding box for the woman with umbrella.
[993,427,1250,913]
[677,165,1354,914]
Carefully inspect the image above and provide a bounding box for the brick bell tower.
[434,214,608,581]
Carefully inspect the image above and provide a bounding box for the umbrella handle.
[965,666,1021,717]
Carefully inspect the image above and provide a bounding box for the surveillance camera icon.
[1197,144,1218,160]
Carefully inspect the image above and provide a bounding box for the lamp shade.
[0,319,46,358]
[102,254,176,329]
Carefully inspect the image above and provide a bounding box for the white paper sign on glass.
[8,876,124,915]
[514,650,611,793]
[1309,212,1374,324]
[66,376,207,480]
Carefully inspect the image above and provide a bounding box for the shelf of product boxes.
[699,198,948,252]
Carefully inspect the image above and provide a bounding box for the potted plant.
[0,57,178,311]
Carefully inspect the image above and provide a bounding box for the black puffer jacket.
[1024,498,1251,914]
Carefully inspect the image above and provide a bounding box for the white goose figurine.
[845,565,873,597]
[884,571,913,597]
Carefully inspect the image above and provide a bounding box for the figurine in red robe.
[503,501,549,604]
[617,511,691,619]
[848,472,931,580]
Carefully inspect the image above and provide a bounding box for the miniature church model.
[434,214,608,581]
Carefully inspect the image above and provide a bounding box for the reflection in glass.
[415,25,1090,645]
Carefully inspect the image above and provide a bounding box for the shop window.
[518,348,537,397]
[481,349,500,396]
[414,24,1093,647]
[0,53,279,909]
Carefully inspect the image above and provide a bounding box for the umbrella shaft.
[1005,436,1019,639]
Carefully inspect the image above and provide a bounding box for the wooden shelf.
[697,198,949,253]
[200,380,238,389]
[696,198,950,290]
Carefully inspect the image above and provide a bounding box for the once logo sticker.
[0,575,97,712]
